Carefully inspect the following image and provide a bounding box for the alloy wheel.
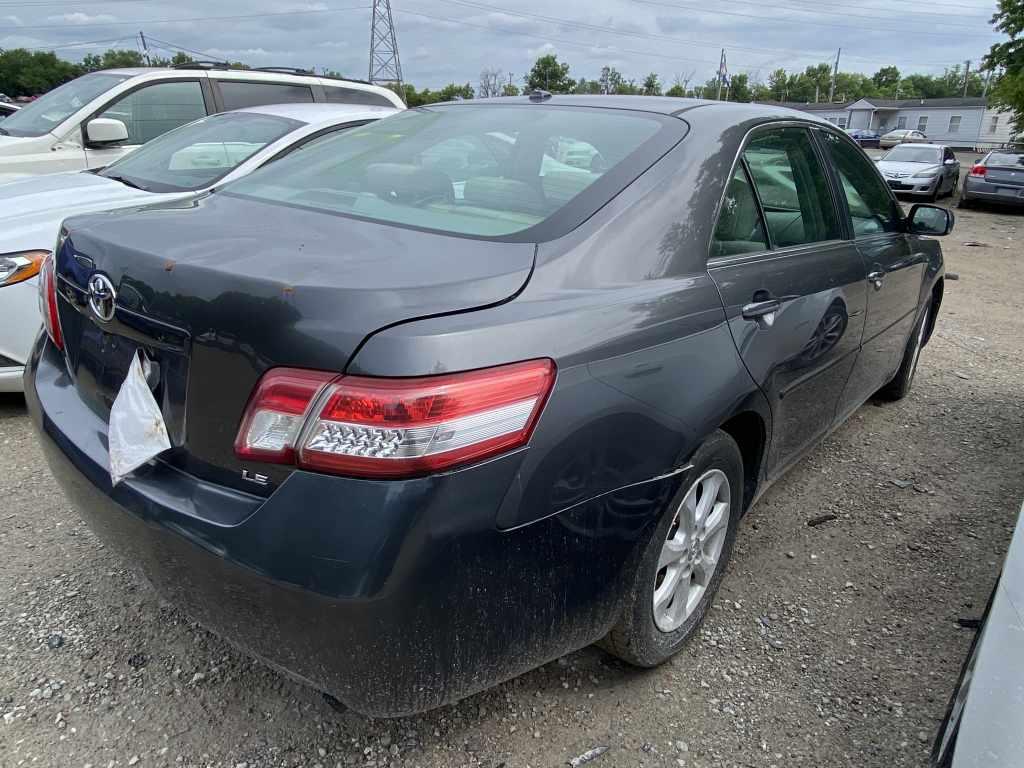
[652,469,731,632]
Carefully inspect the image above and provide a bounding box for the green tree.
[728,72,752,102]
[501,82,520,97]
[641,72,661,96]
[872,65,900,93]
[766,68,788,101]
[0,49,79,97]
[985,0,1024,136]
[436,82,474,101]
[665,83,686,97]
[80,49,146,72]
[526,54,574,93]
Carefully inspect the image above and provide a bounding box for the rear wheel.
[877,300,932,401]
[601,430,743,667]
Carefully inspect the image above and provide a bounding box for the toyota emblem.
[87,273,117,323]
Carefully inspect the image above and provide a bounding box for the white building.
[777,97,1017,150]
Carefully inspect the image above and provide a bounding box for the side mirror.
[85,117,129,146]
[944,158,957,166]
[908,204,954,236]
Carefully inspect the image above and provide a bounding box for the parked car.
[26,96,952,717]
[0,102,397,392]
[876,143,960,200]
[880,129,928,148]
[845,128,881,148]
[958,149,1024,209]
[931,500,1024,767]
[0,102,19,119]
[0,65,403,182]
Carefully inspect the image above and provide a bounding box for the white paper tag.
[108,352,171,486]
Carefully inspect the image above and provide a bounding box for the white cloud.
[46,12,117,25]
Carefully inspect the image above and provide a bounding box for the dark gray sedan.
[960,149,1024,208]
[26,96,952,716]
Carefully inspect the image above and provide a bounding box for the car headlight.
[0,250,49,287]
[913,169,939,178]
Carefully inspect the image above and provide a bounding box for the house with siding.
[772,97,1017,149]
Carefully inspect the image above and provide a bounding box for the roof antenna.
[529,89,552,102]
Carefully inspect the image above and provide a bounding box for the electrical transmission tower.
[369,0,402,88]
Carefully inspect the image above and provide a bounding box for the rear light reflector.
[37,252,63,350]
[969,164,987,177]
[235,359,556,478]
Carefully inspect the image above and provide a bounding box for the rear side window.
[323,85,395,107]
[819,131,902,237]
[743,127,840,248]
[218,81,314,111]
[224,104,677,239]
[988,152,1024,167]
[712,165,767,257]
[98,80,206,144]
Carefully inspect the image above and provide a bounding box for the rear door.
[817,129,924,412]
[708,125,867,479]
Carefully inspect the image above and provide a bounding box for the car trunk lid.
[54,193,536,494]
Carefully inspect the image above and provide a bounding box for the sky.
[0,0,1005,90]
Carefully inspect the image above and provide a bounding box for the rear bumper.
[961,178,1024,205]
[25,337,667,716]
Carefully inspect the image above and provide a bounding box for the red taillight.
[969,164,987,177]
[235,359,556,478]
[37,253,63,350]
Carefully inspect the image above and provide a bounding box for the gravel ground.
[2,192,1022,768]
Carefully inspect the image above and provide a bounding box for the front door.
[817,129,927,412]
[708,126,867,479]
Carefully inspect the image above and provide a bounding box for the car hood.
[0,172,183,252]
[876,160,940,177]
[0,132,53,157]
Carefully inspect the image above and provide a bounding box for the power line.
[633,0,1000,39]
[421,0,985,68]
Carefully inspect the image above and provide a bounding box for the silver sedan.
[875,143,960,201]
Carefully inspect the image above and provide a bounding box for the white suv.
[0,65,403,182]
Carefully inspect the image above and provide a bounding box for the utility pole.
[716,49,726,101]
[963,60,971,98]
[828,48,841,103]
[983,68,994,98]
[368,0,403,91]
[815,84,819,103]
[139,31,150,66]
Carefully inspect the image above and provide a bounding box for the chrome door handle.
[742,298,780,328]
[867,271,886,290]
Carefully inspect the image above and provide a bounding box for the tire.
[876,300,932,401]
[600,430,743,667]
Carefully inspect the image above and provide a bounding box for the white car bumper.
[0,276,41,393]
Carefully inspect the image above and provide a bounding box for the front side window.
[820,131,901,237]
[948,115,961,133]
[225,105,672,238]
[917,116,928,133]
[98,111,301,193]
[711,164,768,257]
[897,116,907,129]
[218,81,314,111]
[0,72,130,138]
[742,127,840,248]
[97,80,206,145]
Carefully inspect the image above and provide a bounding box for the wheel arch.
[924,277,943,347]
[716,403,770,514]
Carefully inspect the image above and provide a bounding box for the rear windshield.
[98,111,302,193]
[987,152,1024,167]
[0,73,130,137]
[883,145,941,164]
[223,104,679,239]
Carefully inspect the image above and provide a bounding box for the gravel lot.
[2,185,1022,768]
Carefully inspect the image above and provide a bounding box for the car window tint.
[219,81,314,111]
[988,152,1024,167]
[711,164,767,257]
[743,127,840,248]
[323,86,395,107]
[224,105,669,238]
[98,81,206,144]
[820,131,901,237]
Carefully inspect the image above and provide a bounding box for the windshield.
[99,111,302,193]
[883,146,941,164]
[987,152,1024,167]
[0,73,130,137]
[224,104,669,238]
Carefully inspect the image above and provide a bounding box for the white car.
[0,101,399,392]
[0,65,403,182]
[0,103,19,119]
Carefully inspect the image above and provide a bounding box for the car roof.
[231,102,400,124]
[432,94,834,124]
